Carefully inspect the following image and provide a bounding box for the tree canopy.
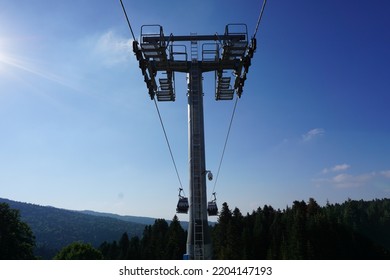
[211,198,389,259]
[0,203,35,259]
[3,197,389,260]
[99,215,186,260]
[99,198,390,260]
[54,241,103,260]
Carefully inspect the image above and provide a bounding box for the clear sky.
[1,0,389,221]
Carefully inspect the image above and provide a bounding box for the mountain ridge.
[0,197,149,259]
[78,210,170,225]
[77,209,190,229]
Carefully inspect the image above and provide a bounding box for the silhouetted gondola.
[207,192,218,216]
[176,188,189,214]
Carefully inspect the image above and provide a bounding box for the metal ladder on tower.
[191,33,198,62]
[190,36,204,260]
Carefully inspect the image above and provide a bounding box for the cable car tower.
[119,0,267,261]
[132,24,256,260]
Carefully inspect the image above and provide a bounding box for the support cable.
[119,0,136,41]
[210,0,267,194]
[212,96,239,194]
[253,0,268,39]
[119,0,184,194]
[153,98,185,193]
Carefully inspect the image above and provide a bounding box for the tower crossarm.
[142,34,245,44]
[133,24,254,100]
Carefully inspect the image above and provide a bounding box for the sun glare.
[0,38,11,74]
[0,42,79,92]
[0,56,6,75]
[0,51,14,75]
[0,43,4,68]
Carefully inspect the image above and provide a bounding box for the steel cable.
[253,0,268,39]
[212,97,239,194]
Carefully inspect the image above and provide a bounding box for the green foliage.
[212,202,233,259]
[54,242,103,260]
[166,215,186,259]
[0,203,36,259]
[100,215,186,260]
[99,198,390,260]
[3,197,390,260]
[211,198,390,260]
[0,198,145,259]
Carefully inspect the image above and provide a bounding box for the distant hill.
[78,210,190,229]
[0,198,146,259]
[78,210,165,226]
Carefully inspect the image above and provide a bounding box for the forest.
[1,197,390,259]
[98,198,390,260]
[0,198,146,259]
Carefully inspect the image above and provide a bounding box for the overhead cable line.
[212,96,239,194]
[119,0,136,41]
[212,0,267,194]
[253,0,268,39]
[153,99,185,192]
[119,0,184,193]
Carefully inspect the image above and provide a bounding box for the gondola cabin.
[207,201,218,216]
[176,188,189,214]
[176,197,189,214]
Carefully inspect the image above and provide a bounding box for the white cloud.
[380,170,390,178]
[333,173,375,188]
[322,163,351,174]
[302,128,325,142]
[92,30,133,67]
[332,169,390,187]
[314,172,375,189]
[332,173,351,183]
[314,165,390,190]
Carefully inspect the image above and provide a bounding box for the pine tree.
[154,219,169,259]
[140,225,152,259]
[128,236,141,259]
[213,202,233,259]
[289,200,308,259]
[119,232,130,259]
[166,215,186,259]
[230,207,244,259]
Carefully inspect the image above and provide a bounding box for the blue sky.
[1,0,389,220]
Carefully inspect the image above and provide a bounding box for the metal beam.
[143,34,245,43]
